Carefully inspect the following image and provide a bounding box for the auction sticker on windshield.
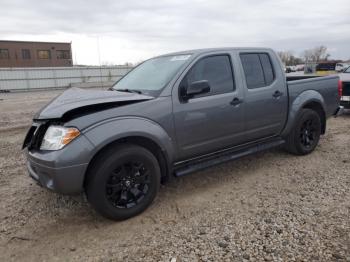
[170,55,191,61]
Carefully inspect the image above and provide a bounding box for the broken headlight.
[40,126,80,151]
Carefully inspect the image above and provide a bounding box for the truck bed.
[286,75,339,118]
[286,75,320,81]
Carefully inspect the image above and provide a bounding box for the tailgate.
[341,81,350,100]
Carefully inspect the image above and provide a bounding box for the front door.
[172,53,245,161]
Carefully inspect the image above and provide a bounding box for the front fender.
[83,117,175,164]
[281,90,326,137]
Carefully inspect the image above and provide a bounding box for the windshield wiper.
[115,88,142,94]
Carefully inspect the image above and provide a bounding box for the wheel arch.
[82,117,175,188]
[83,135,171,189]
[282,90,327,137]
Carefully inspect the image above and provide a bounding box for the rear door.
[239,52,288,141]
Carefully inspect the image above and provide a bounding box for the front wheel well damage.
[302,101,326,134]
[83,136,170,189]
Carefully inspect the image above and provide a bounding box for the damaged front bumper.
[23,125,95,195]
[26,152,88,194]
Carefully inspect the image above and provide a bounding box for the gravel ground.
[0,90,349,261]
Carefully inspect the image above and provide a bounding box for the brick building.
[0,40,72,67]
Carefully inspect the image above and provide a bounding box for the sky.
[1,0,350,65]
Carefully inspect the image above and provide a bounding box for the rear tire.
[285,109,321,155]
[86,144,161,220]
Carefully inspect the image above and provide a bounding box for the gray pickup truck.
[23,48,342,220]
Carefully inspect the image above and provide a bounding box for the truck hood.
[34,87,154,120]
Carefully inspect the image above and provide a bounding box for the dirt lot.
[0,90,349,261]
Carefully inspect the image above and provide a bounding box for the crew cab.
[23,48,342,220]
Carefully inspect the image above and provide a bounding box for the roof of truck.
[157,47,274,57]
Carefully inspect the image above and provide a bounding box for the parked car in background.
[339,66,350,108]
[285,66,296,73]
[23,47,341,220]
[295,64,305,72]
[336,63,349,72]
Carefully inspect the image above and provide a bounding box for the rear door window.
[240,53,275,89]
[259,53,274,85]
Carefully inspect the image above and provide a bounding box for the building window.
[56,50,71,59]
[37,50,51,59]
[0,49,9,59]
[22,49,31,59]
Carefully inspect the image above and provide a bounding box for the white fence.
[0,66,133,91]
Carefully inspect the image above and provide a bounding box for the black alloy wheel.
[86,144,161,220]
[299,118,318,149]
[285,109,321,155]
[106,161,150,208]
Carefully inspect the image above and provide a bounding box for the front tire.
[285,109,321,155]
[86,144,161,220]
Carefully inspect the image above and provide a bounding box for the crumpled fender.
[83,116,175,165]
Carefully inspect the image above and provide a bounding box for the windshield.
[112,54,192,95]
[344,66,350,73]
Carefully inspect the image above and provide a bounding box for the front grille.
[22,122,49,150]
[343,82,350,96]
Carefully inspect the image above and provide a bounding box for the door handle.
[272,90,283,98]
[230,97,243,106]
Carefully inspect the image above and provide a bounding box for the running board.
[174,138,285,177]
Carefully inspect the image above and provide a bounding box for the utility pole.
[97,37,103,88]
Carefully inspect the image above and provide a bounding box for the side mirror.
[186,80,210,98]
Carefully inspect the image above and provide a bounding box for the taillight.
[338,80,343,97]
